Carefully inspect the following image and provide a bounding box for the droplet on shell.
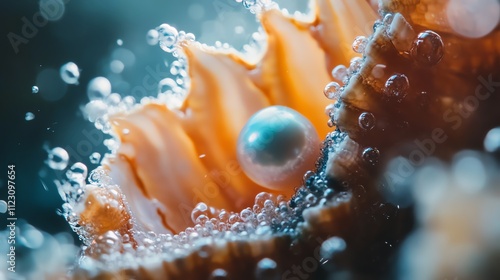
[323,82,341,100]
[384,74,409,103]
[362,147,380,165]
[411,31,444,66]
[358,112,376,131]
[60,62,80,85]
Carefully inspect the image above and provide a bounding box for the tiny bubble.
[25,112,35,121]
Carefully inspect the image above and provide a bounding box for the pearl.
[237,106,320,190]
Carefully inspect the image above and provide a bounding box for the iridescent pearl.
[237,106,320,190]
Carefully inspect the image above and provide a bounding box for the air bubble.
[255,192,272,207]
[327,118,335,128]
[411,31,444,66]
[87,77,112,100]
[352,36,368,53]
[362,147,380,165]
[32,86,39,94]
[66,162,88,182]
[116,39,123,46]
[323,82,341,100]
[105,93,121,106]
[157,24,179,53]
[358,112,376,131]
[47,147,69,170]
[384,74,409,103]
[25,112,35,121]
[60,62,80,85]
[331,65,348,82]
[240,208,253,222]
[146,29,159,45]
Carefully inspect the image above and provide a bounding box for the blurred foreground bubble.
[39,0,66,21]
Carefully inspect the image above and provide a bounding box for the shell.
[68,0,500,279]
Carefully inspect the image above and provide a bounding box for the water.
[331,65,348,82]
[358,112,376,131]
[362,147,380,165]
[146,29,160,45]
[157,23,179,53]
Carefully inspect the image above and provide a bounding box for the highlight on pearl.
[237,105,321,191]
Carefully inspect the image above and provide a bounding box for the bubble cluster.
[323,82,341,100]
[352,36,368,54]
[358,112,376,131]
[87,77,112,100]
[46,147,69,170]
[384,73,409,103]
[331,65,348,82]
